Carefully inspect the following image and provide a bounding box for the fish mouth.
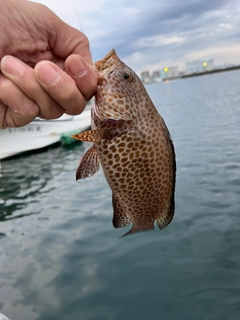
[105,92,136,100]
[96,90,135,103]
[95,92,125,105]
[107,93,124,100]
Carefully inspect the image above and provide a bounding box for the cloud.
[136,35,186,47]
[33,0,240,72]
[219,23,233,30]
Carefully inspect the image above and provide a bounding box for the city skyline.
[141,56,240,83]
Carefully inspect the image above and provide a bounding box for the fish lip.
[97,76,106,86]
[95,92,125,105]
[97,68,115,85]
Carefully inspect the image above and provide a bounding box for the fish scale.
[73,49,176,237]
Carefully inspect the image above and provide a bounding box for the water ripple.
[0,71,240,320]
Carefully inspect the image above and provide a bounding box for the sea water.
[0,70,240,320]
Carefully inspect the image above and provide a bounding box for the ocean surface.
[0,70,240,320]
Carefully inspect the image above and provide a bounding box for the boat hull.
[0,110,90,160]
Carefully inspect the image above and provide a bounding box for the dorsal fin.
[76,145,100,180]
[156,139,176,230]
[112,192,131,228]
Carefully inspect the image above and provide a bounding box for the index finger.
[34,60,87,115]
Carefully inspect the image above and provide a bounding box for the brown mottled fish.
[73,49,176,237]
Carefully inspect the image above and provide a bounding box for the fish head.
[93,49,139,122]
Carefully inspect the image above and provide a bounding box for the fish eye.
[123,71,133,82]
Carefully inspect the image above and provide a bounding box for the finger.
[1,56,64,119]
[65,54,98,101]
[46,16,93,65]
[34,60,88,115]
[0,75,39,128]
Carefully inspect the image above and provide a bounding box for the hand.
[0,0,98,129]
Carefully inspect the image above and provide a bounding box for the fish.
[73,49,176,237]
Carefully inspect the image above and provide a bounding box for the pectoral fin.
[72,127,126,142]
[76,145,100,180]
[72,129,106,142]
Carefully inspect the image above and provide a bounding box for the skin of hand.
[0,0,98,129]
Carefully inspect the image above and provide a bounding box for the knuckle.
[49,105,64,119]
[0,124,7,129]
[65,88,86,115]
[73,30,90,48]
[0,77,14,105]
[23,101,39,117]
[81,34,90,48]
[39,100,64,119]
[0,76,11,91]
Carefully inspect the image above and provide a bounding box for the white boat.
[0,107,91,160]
[0,313,10,320]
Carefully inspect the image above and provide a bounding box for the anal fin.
[112,193,131,228]
[156,200,174,230]
[76,145,100,180]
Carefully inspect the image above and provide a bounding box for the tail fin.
[120,224,154,238]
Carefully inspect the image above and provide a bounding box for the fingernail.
[36,63,60,86]
[1,56,25,76]
[67,57,87,78]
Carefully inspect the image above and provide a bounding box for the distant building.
[141,71,152,83]
[160,66,179,79]
[141,67,180,83]
[152,70,161,82]
[185,59,214,74]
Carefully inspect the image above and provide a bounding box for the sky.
[34,0,240,74]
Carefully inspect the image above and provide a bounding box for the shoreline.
[144,65,240,84]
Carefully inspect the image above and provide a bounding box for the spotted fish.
[73,49,176,237]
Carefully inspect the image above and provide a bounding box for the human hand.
[0,0,98,129]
